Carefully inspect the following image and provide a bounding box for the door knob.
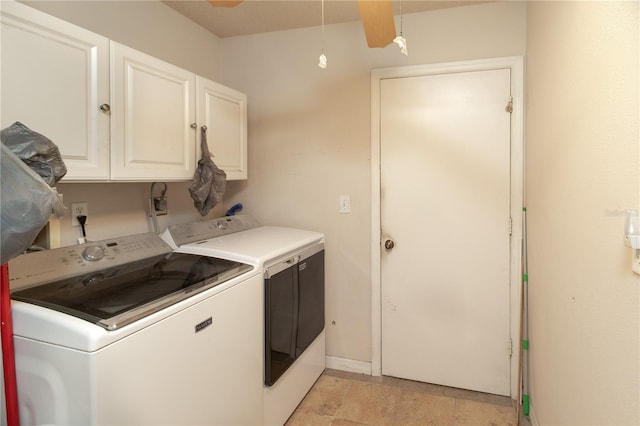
[384,239,395,250]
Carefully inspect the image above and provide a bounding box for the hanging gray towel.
[1,143,66,264]
[1,121,67,186]
[188,126,226,216]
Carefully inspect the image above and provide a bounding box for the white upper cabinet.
[1,1,110,181]
[196,76,247,180]
[1,2,247,182]
[110,42,196,181]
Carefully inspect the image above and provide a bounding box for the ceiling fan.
[206,0,398,48]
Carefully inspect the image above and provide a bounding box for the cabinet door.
[196,76,247,180]
[110,42,196,181]
[1,1,110,181]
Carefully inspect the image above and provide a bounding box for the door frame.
[370,56,524,398]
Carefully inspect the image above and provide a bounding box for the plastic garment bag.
[188,126,226,216]
[1,144,66,264]
[1,122,67,186]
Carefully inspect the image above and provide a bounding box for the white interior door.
[380,68,512,396]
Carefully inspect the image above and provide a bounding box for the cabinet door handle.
[190,123,197,129]
[99,104,110,113]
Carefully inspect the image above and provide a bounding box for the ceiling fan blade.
[357,0,397,48]
[207,0,243,7]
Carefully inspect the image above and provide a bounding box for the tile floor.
[286,369,532,426]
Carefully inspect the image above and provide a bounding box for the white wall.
[219,1,526,363]
[526,1,639,424]
[22,0,222,80]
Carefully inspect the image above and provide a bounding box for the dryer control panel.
[162,214,260,247]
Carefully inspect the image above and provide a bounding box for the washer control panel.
[8,233,172,291]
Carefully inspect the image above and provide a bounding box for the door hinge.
[508,338,513,358]
[508,217,513,236]
[505,96,513,113]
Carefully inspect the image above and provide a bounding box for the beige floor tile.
[392,390,456,426]
[334,381,403,425]
[381,376,445,397]
[443,386,513,408]
[324,369,386,385]
[290,371,525,426]
[298,375,352,416]
[330,419,370,426]
[454,398,517,426]
[285,408,333,426]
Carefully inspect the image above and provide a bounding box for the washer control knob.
[82,246,105,261]
[83,273,104,286]
[384,239,395,250]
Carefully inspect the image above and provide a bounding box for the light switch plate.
[339,195,351,214]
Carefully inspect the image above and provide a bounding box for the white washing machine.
[7,233,264,425]
[162,215,326,426]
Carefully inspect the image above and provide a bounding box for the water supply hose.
[225,203,243,216]
[150,182,167,234]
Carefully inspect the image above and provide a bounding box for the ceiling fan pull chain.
[399,0,403,35]
[393,0,408,56]
[318,0,327,69]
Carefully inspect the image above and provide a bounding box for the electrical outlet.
[71,202,88,227]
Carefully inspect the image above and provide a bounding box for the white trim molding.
[325,356,372,375]
[529,403,540,426]
[370,56,525,399]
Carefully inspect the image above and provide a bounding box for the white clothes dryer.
[162,215,326,426]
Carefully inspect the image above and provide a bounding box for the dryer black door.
[264,261,298,386]
[295,250,324,357]
[264,247,325,387]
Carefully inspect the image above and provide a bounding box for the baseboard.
[529,403,540,426]
[325,356,372,375]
